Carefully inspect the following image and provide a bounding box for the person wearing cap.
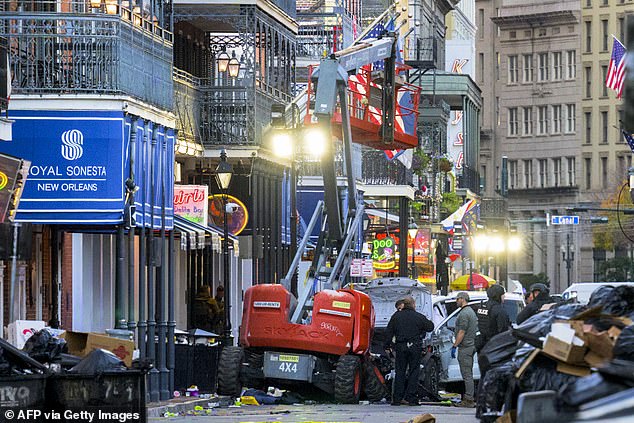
[384,296,435,406]
[516,283,554,324]
[452,292,478,408]
[475,284,510,352]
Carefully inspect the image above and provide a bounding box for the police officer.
[516,283,554,324]
[384,296,435,406]
[475,284,510,353]
[452,292,478,408]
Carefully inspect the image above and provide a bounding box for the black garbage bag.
[598,359,634,386]
[518,355,579,393]
[613,325,634,362]
[588,285,634,316]
[23,329,67,363]
[475,361,517,420]
[69,349,127,374]
[558,373,628,408]
[478,330,521,374]
[513,303,587,348]
[0,348,10,375]
[512,343,536,367]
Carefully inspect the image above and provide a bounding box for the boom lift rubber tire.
[420,357,440,400]
[334,355,362,404]
[217,346,244,397]
[363,361,388,402]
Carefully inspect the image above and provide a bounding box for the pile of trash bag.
[23,329,68,363]
[69,349,127,374]
[476,292,634,422]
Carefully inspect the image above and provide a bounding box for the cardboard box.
[61,331,134,367]
[585,350,609,368]
[543,335,587,365]
[556,361,591,377]
[6,320,46,349]
[495,410,516,423]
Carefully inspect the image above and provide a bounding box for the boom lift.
[216,31,420,403]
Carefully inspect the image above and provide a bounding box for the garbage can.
[0,374,48,409]
[47,371,146,423]
[173,344,220,393]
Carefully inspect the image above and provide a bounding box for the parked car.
[561,282,634,304]
[431,290,525,384]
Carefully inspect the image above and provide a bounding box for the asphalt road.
[151,403,479,423]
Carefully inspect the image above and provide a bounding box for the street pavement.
[150,403,479,423]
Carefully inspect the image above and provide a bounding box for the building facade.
[478,0,582,293]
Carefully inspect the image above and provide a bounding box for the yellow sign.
[279,354,299,362]
[0,171,7,190]
[332,301,351,309]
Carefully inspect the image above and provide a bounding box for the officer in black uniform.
[516,283,554,324]
[475,284,510,353]
[384,296,435,406]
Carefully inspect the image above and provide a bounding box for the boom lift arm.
[282,34,400,323]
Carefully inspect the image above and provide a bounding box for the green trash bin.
[47,371,146,423]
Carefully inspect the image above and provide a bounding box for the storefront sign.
[372,236,396,270]
[209,194,249,236]
[0,111,175,226]
[174,185,208,226]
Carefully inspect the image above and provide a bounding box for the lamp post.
[408,221,418,280]
[215,149,233,346]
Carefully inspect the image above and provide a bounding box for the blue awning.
[173,215,238,251]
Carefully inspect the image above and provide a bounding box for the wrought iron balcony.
[361,149,413,186]
[0,1,173,110]
[457,164,480,195]
[405,37,439,70]
[0,36,8,110]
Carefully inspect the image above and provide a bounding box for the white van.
[561,282,634,304]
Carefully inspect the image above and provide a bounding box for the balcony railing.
[0,36,8,110]
[361,149,413,186]
[1,2,173,110]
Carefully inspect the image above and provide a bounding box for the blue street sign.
[551,215,579,225]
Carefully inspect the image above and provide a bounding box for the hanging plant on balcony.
[440,191,462,215]
[438,156,453,173]
[413,148,431,177]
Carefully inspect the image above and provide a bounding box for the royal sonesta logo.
[28,129,107,193]
[60,129,84,160]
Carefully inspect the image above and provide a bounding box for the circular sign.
[0,171,7,190]
[208,194,248,236]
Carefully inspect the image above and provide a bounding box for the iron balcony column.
[167,225,175,395]
[223,193,232,345]
[138,120,148,362]
[147,126,159,403]
[128,116,137,335]
[157,126,169,400]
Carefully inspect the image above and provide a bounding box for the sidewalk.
[147,395,233,418]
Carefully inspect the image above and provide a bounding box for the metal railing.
[1,3,173,110]
[361,149,414,186]
[0,36,8,109]
[173,68,202,143]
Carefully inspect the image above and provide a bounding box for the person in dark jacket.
[475,284,510,352]
[516,283,554,324]
[384,296,435,406]
[192,285,221,333]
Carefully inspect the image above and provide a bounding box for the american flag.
[623,130,634,154]
[606,37,627,98]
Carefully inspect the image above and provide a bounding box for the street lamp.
[215,149,233,346]
[561,233,574,288]
[228,51,241,78]
[408,221,418,280]
[217,49,230,73]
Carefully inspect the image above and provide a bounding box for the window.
[601,111,608,143]
[585,111,592,144]
[538,106,548,135]
[509,55,518,83]
[602,65,608,97]
[509,160,518,188]
[510,31,516,39]
[585,66,592,98]
[539,159,548,187]
[509,107,519,135]
[524,160,533,188]
[602,0,608,5]
[619,155,627,178]
[479,53,484,82]
[566,104,576,133]
[479,9,484,39]
[523,54,534,83]
[601,157,608,189]
[602,20,609,52]
[481,165,486,191]
[567,157,576,186]
[620,17,625,43]
[585,157,592,189]
[496,53,500,80]
[586,0,591,6]
[552,105,562,133]
[585,21,592,53]
[523,107,533,135]
[567,50,576,79]
[553,52,563,80]
[496,97,500,126]
[553,158,562,187]
[539,53,549,81]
